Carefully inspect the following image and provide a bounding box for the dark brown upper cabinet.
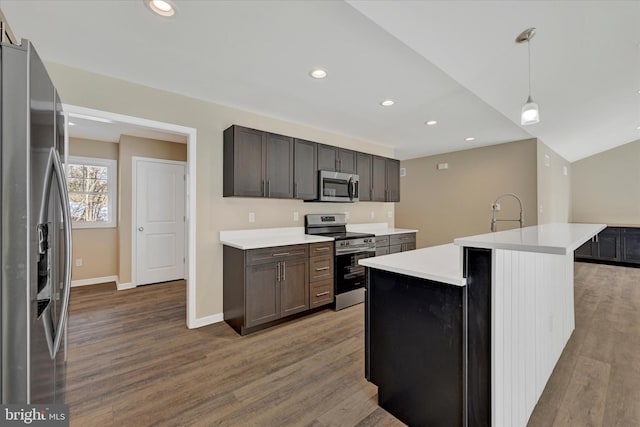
[372,156,387,202]
[223,126,265,197]
[293,139,317,200]
[386,158,400,202]
[372,156,400,202]
[224,125,293,198]
[356,152,372,201]
[224,124,399,201]
[317,144,357,174]
[265,132,294,198]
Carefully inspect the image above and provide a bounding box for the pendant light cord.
[528,40,532,98]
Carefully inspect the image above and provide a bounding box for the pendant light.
[516,28,540,125]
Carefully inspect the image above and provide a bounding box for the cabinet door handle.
[315,266,330,271]
[267,180,271,197]
[276,262,281,281]
[294,182,298,198]
[262,180,265,196]
[316,291,330,297]
[282,261,286,280]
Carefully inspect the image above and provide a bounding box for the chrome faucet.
[491,193,524,232]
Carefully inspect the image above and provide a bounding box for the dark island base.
[365,247,491,427]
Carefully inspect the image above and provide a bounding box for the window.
[66,156,117,228]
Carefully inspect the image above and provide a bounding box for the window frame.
[66,155,118,229]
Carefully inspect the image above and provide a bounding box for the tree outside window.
[66,156,117,228]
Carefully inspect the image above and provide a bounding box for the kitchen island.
[360,223,605,427]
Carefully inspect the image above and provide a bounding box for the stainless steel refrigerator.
[1,39,72,404]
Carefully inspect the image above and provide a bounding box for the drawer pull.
[273,252,290,257]
[316,291,330,297]
[315,266,330,271]
[315,247,330,252]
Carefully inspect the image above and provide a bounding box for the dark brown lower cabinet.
[281,258,309,317]
[224,242,333,335]
[575,226,640,266]
[378,233,417,255]
[621,228,640,263]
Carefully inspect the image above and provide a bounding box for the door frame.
[131,157,187,288]
[62,104,199,329]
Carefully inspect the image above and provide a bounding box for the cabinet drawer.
[376,247,390,256]
[375,235,389,247]
[389,244,402,254]
[309,256,333,282]
[309,241,333,258]
[247,244,307,265]
[310,280,334,308]
[390,233,415,246]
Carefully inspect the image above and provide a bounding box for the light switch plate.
[293,212,299,221]
[248,212,255,223]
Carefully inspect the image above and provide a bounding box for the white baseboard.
[116,281,137,291]
[71,275,118,288]
[188,312,224,329]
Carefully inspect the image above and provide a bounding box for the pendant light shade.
[516,28,540,126]
[521,96,540,125]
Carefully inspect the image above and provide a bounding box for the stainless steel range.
[305,214,375,310]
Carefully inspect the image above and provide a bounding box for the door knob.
[138,227,144,231]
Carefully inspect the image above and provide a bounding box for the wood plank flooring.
[65,262,640,426]
[65,281,402,426]
[528,262,640,426]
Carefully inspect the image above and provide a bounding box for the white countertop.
[220,227,333,250]
[347,222,418,236]
[359,244,466,287]
[454,223,606,255]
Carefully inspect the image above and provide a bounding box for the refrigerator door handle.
[51,148,72,358]
[38,148,72,359]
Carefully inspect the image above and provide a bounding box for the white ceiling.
[1,0,638,161]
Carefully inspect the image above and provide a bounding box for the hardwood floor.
[65,262,640,426]
[528,262,640,427]
[65,280,402,426]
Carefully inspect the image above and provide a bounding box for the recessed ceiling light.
[68,122,75,126]
[309,69,327,79]
[380,99,395,107]
[425,120,438,126]
[465,137,476,142]
[144,0,177,17]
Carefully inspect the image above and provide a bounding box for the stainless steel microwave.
[318,170,359,202]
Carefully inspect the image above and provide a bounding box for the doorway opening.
[63,104,198,328]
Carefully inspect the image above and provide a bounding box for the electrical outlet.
[248,212,255,223]
[293,212,299,221]
[75,258,83,267]
[344,212,350,220]
[387,211,393,218]
[370,211,375,219]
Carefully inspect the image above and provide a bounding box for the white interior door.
[135,159,186,286]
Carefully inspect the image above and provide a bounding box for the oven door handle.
[336,248,376,255]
